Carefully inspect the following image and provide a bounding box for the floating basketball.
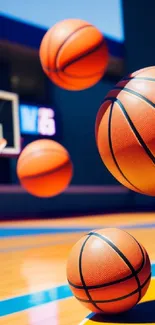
[67,228,151,314]
[17,139,73,197]
[96,66,155,196]
[39,19,109,91]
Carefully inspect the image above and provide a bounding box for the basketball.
[39,19,109,91]
[67,228,151,314]
[17,139,73,197]
[95,66,155,196]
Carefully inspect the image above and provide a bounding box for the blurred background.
[0,0,155,219]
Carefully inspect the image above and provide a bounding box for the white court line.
[79,317,93,325]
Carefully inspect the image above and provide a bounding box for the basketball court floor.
[0,212,155,325]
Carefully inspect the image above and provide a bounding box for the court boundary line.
[1,277,155,320]
[0,281,67,302]
[0,293,73,319]
[0,283,73,318]
[0,266,154,319]
[0,236,84,253]
[1,222,155,242]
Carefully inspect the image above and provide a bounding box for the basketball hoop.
[0,138,7,153]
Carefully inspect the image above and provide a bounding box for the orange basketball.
[67,228,151,314]
[96,66,155,196]
[39,19,109,91]
[17,139,73,197]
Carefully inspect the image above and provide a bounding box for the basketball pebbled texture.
[17,139,73,197]
[95,66,155,196]
[67,228,151,314]
[39,19,109,91]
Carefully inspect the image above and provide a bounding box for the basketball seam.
[107,101,144,194]
[68,230,146,291]
[104,96,155,191]
[55,24,92,71]
[19,159,71,180]
[124,230,145,269]
[68,260,143,289]
[46,23,91,73]
[47,25,84,87]
[114,86,155,110]
[114,97,155,164]
[44,65,105,79]
[78,235,106,313]
[44,24,106,79]
[122,77,155,82]
[54,27,104,87]
[74,273,151,303]
[125,67,155,79]
[88,232,142,303]
[118,230,146,303]
[59,39,105,72]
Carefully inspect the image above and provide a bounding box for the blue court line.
[0,264,155,318]
[0,284,72,317]
[1,223,155,238]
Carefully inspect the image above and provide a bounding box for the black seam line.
[68,232,145,290]
[119,230,145,303]
[47,24,92,88]
[55,24,92,71]
[124,231,145,269]
[79,235,105,313]
[44,65,105,79]
[122,77,155,82]
[46,39,105,73]
[106,97,155,164]
[88,232,142,302]
[63,39,105,71]
[114,86,155,109]
[75,273,151,304]
[21,159,70,180]
[68,255,144,289]
[107,101,143,194]
[46,26,74,87]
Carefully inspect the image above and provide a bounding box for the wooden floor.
[0,212,155,325]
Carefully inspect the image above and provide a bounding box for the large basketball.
[17,139,73,197]
[39,19,108,91]
[96,66,155,196]
[67,228,151,314]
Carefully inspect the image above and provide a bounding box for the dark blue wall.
[51,79,118,186]
[123,0,155,73]
[122,0,155,208]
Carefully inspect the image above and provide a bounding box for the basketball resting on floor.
[67,228,151,314]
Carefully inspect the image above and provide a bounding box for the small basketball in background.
[17,139,73,197]
[39,19,109,91]
[96,66,155,196]
[67,228,151,314]
[0,138,7,153]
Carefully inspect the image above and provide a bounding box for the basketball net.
[0,138,7,153]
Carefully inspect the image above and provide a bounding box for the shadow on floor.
[89,300,155,323]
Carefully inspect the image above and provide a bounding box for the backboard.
[0,90,20,155]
